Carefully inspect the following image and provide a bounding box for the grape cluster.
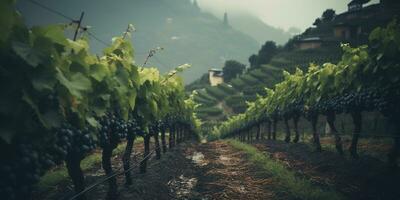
[127,119,140,135]
[54,124,96,160]
[0,142,45,199]
[98,113,129,147]
[341,88,384,112]
[311,88,386,114]
[282,100,304,117]
[0,123,96,200]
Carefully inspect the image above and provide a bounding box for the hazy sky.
[197,0,379,31]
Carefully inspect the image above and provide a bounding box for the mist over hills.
[17,0,291,83]
[229,13,293,45]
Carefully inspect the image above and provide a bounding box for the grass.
[227,139,346,200]
[196,106,224,116]
[36,138,143,192]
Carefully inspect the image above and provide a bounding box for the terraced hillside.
[189,47,342,122]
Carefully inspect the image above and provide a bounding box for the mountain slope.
[229,14,293,45]
[16,0,259,83]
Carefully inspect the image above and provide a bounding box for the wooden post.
[73,12,85,41]
[123,24,131,40]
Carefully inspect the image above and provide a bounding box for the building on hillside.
[332,0,400,45]
[293,0,399,50]
[294,37,322,50]
[347,0,368,12]
[208,68,224,86]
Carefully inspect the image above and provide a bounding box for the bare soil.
[36,141,289,200]
[252,139,400,200]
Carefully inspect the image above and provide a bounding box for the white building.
[208,68,224,86]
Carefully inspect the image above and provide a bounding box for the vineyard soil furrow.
[251,140,400,200]
[190,141,285,200]
[35,141,297,200]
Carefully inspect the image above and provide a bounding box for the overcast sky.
[197,0,379,31]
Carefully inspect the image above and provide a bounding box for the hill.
[188,46,342,123]
[229,13,293,45]
[16,0,259,83]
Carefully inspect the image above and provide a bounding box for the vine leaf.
[42,110,62,128]
[31,68,57,92]
[90,63,108,82]
[56,69,92,101]
[12,41,44,67]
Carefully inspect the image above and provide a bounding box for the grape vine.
[216,19,400,166]
[0,1,200,200]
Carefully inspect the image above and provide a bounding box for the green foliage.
[196,89,218,102]
[194,95,217,107]
[0,3,201,198]
[248,54,258,68]
[196,106,223,116]
[254,41,278,68]
[225,95,247,113]
[215,20,400,139]
[217,83,236,95]
[205,86,229,100]
[240,74,262,85]
[222,60,246,82]
[230,78,246,90]
[322,9,336,22]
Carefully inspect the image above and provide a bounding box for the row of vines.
[215,20,400,166]
[0,1,200,200]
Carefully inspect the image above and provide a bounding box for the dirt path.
[37,139,400,200]
[38,141,288,200]
[189,141,285,200]
[114,141,288,200]
[251,140,400,200]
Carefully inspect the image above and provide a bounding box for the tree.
[284,38,297,51]
[257,41,277,65]
[322,9,336,22]
[248,54,258,69]
[223,60,246,82]
[313,18,322,27]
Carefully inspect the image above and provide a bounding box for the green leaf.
[56,69,92,100]
[139,68,159,85]
[31,24,67,46]
[86,117,100,128]
[31,68,57,92]
[21,91,48,128]
[90,63,108,82]
[127,90,137,110]
[42,110,62,128]
[12,41,44,67]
